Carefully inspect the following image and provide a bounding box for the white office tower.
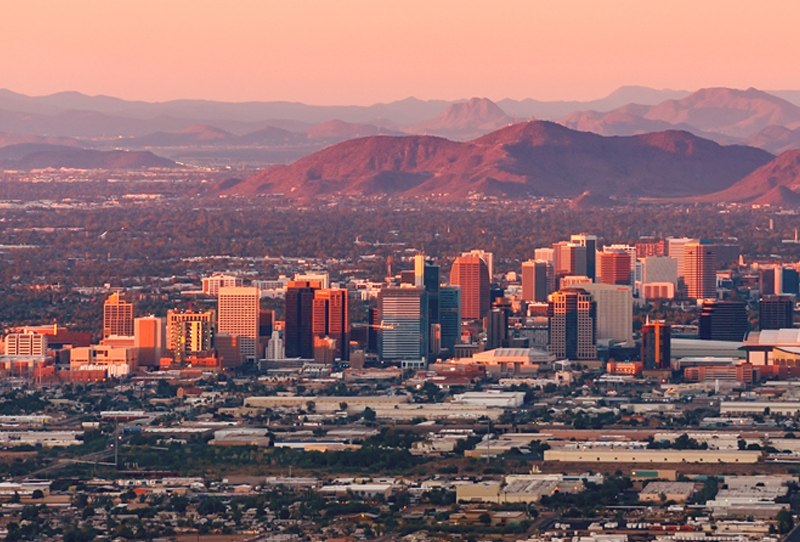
[266,330,284,361]
[217,286,260,362]
[293,272,329,290]
[580,283,634,346]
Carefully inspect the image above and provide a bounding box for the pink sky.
[2,0,800,105]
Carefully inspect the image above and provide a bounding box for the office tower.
[201,274,242,297]
[439,286,461,356]
[450,254,489,320]
[684,241,717,300]
[642,321,671,369]
[521,260,549,303]
[266,330,284,360]
[570,234,598,281]
[217,286,260,363]
[547,288,597,360]
[635,239,666,259]
[489,286,505,308]
[378,286,429,361]
[553,242,588,281]
[759,295,794,330]
[666,237,696,279]
[284,280,320,359]
[134,316,164,368]
[485,308,509,350]
[599,250,632,286]
[534,247,554,264]
[103,292,134,338]
[783,268,800,295]
[760,268,776,295]
[414,254,426,287]
[641,256,679,286]
[166,310,214,363]
[430,323,442,357]
[399,270,416,285]
[414,256,441,356]
[293,272,329,289]
[580,283,633,345]
[699,300,748,342]
[464,249,494,281]
[312,288,349,361]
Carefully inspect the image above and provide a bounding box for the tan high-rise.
[103,292,134,338]
[450,254,489,321]
[218,286,260,363]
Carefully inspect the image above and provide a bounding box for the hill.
[0,144,176,169]
[693,150,800,204]
[561,88,800,144]
[408,98,513,140]
[226,120,773,201]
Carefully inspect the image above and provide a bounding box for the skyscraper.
[201,274,242,297]
[217,286,260,363]
[699,300,748,342]
[666,237,696,279]
[284,280,320,359]
[312,288,349,361]
[570,234,598,281]
[103,292,134,338]
[134,316,164,368]
[521,260,548,303]
[450,253,490,321]
[439,286,461,356]
[759,295,794,330]
[580,283,633,346]
[378,286,429,362]
[166,310,214,363]
[599,250,632,286]
[553,242,587,282]
[684,241,717,300]
[547,288,597,360]
[642,321,671,369]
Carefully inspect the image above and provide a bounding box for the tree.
[478,512,492,525]
[31,489,44,500]
[362,407,376,422]
[777,509,794,534]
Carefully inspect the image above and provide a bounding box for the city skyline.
[3,1,800,105]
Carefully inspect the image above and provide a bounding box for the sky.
[2,0,800,105]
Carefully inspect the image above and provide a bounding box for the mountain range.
[223,121,773,201]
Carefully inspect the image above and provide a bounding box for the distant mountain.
[125,124,235,147]
[0,144,176,169]
[743,125,800,154]
[236,125,299,146]
[0,132,82,148]
[408,98,513,140]
[225,121,773,201]
[694,150,800,204]
[499,86,691,121]
[306,120,402,141]
[561,88,800,143]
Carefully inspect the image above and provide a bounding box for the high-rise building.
[553,242,587,281]
[464,249,494,281]
[580,283,633,345]
[293,272,329,289]
[378,286,429,361]
[4,333,47,357]
[684,241,717,300]
[641,256,679,286]
[547,288,597,360]
[699,300,748,342]
[284,280,320,359]
[439,286,461,356]
[266,330,284,360]
[201,274,242,297]
[666,237,696,279]
[166,310,214,363]
[521,260,549,303]
[635,239,666,259]
[570,234,598,281]
[485,307,509,350]
[103,292,134,338]
[217,286,260,363]
[599,250,632,286]
[312,288,349,361]
[642,321,671,369]
[759,295,794,330]
[450,254,489,321]
[783,268,800,295]
[760,268,777,296]
[134,316,165,368]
